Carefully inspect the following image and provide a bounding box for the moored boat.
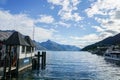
[104,46,120,61]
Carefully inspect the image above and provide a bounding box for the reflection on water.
[16,51,120,80]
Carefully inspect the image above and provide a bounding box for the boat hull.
[104,57,120,65]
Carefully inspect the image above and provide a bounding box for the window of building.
[32,47,34,52]
[26,46,31,53]
[22,46,25,53]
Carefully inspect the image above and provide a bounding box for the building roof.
[0,31,13,41]
[25,36,35,47]
[5,31,29,46]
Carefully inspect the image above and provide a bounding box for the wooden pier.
[0,51,46,80]
[0,31,47,80]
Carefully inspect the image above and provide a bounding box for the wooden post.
[41,51,46,69]
[3,45,8,79]
[43,51,46,68]
[15,52,19,78]
[8,46,12,79]
[41,53,44,70]
[37,52,40,70]
[32,58,37,70]
[3,54,7,79]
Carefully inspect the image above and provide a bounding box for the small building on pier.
[0,31,35,78]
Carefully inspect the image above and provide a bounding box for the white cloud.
[34,27,54,41]
[70,34,100,41]
[85,0,120,17]
[70,34,101,48]
[48,0,82,22]
[69,32,116,48]
[73,13,82,22]
[95,12,120,35]
[36,15,54,24]
[55,21,70,28]
[0,10,54,42]
[85,0,120,42]
[99,31,113,39]
[67,32,114,48]
[92,26,104,32]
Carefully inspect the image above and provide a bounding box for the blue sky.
[0,0,120,48]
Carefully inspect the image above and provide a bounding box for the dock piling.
[32,51,46,70]
[37,51,40,70]
[41,51,46,70]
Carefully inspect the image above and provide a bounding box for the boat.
[104,46,120,61]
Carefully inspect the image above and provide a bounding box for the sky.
[0,0,120,48]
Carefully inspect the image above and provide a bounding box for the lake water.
[17,51,120,80]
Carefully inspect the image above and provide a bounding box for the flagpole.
[33,26,35,40]
[32,26,35,58]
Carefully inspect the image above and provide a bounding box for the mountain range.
[82,33,120,52]
[35,40,81,51]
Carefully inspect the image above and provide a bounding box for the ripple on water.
[17,51,120,80]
